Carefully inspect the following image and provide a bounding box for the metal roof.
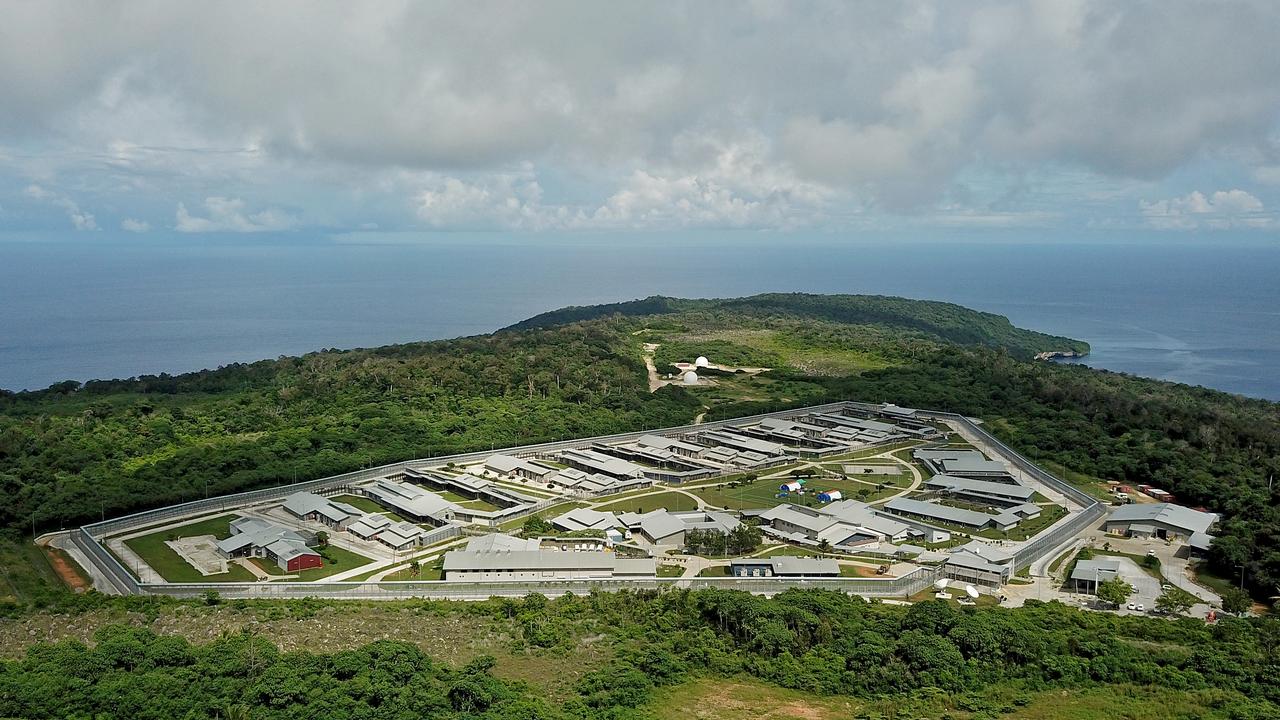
[1069,558,1121,582]
[924,474,1034,500]
[1107,503,1218,535]
[883,497,999,527]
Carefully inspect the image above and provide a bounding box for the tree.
[1155,586,1195,615]
[314,531,329,549]
[1095,578,1133,607]
[817,539,832,553]
[1222,587,1252,616]
[521,515,552,536]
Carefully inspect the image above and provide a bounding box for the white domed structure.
[694,356,710,368]
[682,370,700,385]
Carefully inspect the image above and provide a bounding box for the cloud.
[22,183,97,230]
[0,3,1279,230]
[120,217,150,232]
[411,137,834,231]
[1140,189,1273,229]
[175,196,296,233]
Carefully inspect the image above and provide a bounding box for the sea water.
[2,232,1278,400]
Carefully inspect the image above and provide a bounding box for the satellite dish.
[965,585,980,599]
[934,578,949,590]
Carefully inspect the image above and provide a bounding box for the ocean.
[2,233,1279,400]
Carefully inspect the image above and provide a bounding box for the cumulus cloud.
[1140,189,1273,229]
[0,2,1279,230]
[175,196,296,233]
[412,137,833,231]
[120,217,150,232]
[23,183,97,230]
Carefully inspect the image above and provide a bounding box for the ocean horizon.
[3,232,1279,401]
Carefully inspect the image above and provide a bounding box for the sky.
[2,1,1280,238]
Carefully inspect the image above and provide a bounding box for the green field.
[692,473,908,510]
[593,491,699,513]
[386,560,444,581]
[329,494,405,521]
[657,563,685,577]
[0,541,65,602]
[122,514,257,583]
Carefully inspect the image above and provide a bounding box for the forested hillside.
[508,293,1089,359]
[1,591,1277,718]
[2,292,1279,601]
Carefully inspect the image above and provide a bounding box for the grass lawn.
[657,563,685,578]
[697,565,730,577]
[1189,563,1240,597]
[1047,546,1076,575]
[330,495,405,521]
[839,564,881,577]
[122,514,257,583]
[594,491,699,513]
[0,540,66,602]
[1091,549,1163,580]
[386,562,444,581]
[1035,460,1118,502]
[694,473,907,510]
[498,501,589,531]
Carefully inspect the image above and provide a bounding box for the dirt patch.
[41,546,89,593]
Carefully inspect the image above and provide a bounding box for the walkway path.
[642,343,669,393]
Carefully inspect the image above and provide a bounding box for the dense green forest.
[1,590,1276,719]
[2,292,1279,601]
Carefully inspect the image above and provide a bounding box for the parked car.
[1136,603,1145,612]
[1126,602,1137,610]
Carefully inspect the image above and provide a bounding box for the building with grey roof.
[1103,503,1218,544]
[944,549,1012,588]
[729,557,840,577]
[364,479,458,525]
[347,513,393,540]
[281,491,363,529]
[914,448,1012,479]
[442,549,655,581]
[697,430,787,457]
[923,475,1036,504]
[483,454,558,482]
[216,518,321,572]
[465,533,542,553]
[883,497,1019,531]
[377,521,426,551]
[1070,558,1121,594]
[759,500,915,549]
[550,507,623,533]
[558,447,648,480]
[616,508,742,547]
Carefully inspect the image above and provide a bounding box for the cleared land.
[693,473,906,510]
[121,514,257,583]
[593,491,699,513]
[645,678,1232,720]
[329,494,405,521]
